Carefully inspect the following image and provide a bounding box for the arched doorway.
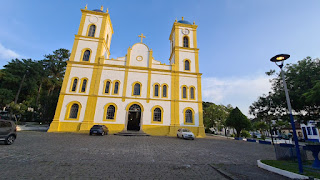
[127,104,141,131]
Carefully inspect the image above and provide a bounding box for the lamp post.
[270,54,303,174]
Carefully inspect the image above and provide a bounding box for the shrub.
[261,134,266,140]
[231,134,235,137]
[241,130,250,138]
[252,134,257,138]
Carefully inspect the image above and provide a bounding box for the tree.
[0,59,44,120]
[226,107,251,137]
[0,48,69,123]
[203,102,233,134]
[39,48,69,122]
[250,57,320,123]
[253,121,268,135]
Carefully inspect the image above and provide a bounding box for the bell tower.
[169,17,199,73]
[49,5,114,133]
[168,17,203,137]
[70,5,114,63]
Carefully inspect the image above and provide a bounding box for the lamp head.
[270,54,290,62]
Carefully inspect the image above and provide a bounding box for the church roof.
[92,9,104,12]
[177,20,192,25]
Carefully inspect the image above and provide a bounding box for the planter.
[303,144,320,168]
[234,137,243,140]
[246,139,256,142]
[259,140,271,145]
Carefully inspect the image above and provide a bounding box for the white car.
[177,128,195,140]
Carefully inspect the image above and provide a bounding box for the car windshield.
[182,129,190,132]
[92,125,101,129]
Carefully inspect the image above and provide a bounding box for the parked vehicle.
[280,134,290,140]
[0,111,10,120]
[0,119,17,145]
[89,125,109,136]
[177,128,195,140]
[250,132,261,138]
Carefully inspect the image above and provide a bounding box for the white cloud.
[202,75,271,117]
[0,43,20,60]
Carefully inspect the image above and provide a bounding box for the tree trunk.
[32,81,42,121]
[11,73,26,121]
[236,128,241,137]
[14,73,26,104]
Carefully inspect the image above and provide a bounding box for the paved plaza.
[0,132,289,180]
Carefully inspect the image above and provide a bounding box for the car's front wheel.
[5,135,15,145]
[101,132,105,136]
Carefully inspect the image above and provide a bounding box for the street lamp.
[270,54,303,174]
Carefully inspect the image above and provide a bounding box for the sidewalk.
[16,124,49,132]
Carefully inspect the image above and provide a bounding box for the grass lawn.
[261,160,320,178]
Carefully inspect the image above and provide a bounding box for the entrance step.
[114,131,150,136]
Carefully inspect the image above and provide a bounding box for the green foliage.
[261,134,266,140]
[240,130,250,138]
[203,102,233,132]
[253,121,268,131]
[226,107,251,137]
[0,48,70,123]
[250,57,320,123]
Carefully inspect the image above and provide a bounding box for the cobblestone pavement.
[0,132,289,180]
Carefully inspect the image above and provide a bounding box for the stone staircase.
[114,130,150,136]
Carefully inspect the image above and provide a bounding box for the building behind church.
[48,6,205,137]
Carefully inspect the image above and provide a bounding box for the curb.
[209,164,237,180]
[257,160,310,179]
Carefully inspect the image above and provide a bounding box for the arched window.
[80,79,87,92]
[88,25,96,37]
[104,80,111,94]
[183,36,189,48]
[113,81,119,95]
[190,87,195,99]
[69,104,79,119]
[106,105,115,120]
[185,109,193,123]
[162,85,167,98]
[71,78,78,92]
[82,50,90,61]
[153,108,161,122]
[184,60,190,71]
[154,84,159,97]
[133,83,141,96]
[182,86,187,99]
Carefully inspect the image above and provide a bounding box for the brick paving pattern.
[0,132,289,180]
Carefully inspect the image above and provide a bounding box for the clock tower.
[168,17,204,136]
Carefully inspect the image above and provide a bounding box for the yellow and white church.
[48,6,205,137]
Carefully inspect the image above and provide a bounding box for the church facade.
[48,6,205,137]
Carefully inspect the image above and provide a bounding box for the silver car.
[177,128,195,140]
[0,120,17,145]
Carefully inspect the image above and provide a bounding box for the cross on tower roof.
[138,33,146,43]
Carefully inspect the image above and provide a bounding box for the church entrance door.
[127,104,141,131]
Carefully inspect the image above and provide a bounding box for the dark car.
[90,125,109,136]
[0,119,17,145]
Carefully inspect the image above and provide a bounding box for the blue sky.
[1,0,320,116]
